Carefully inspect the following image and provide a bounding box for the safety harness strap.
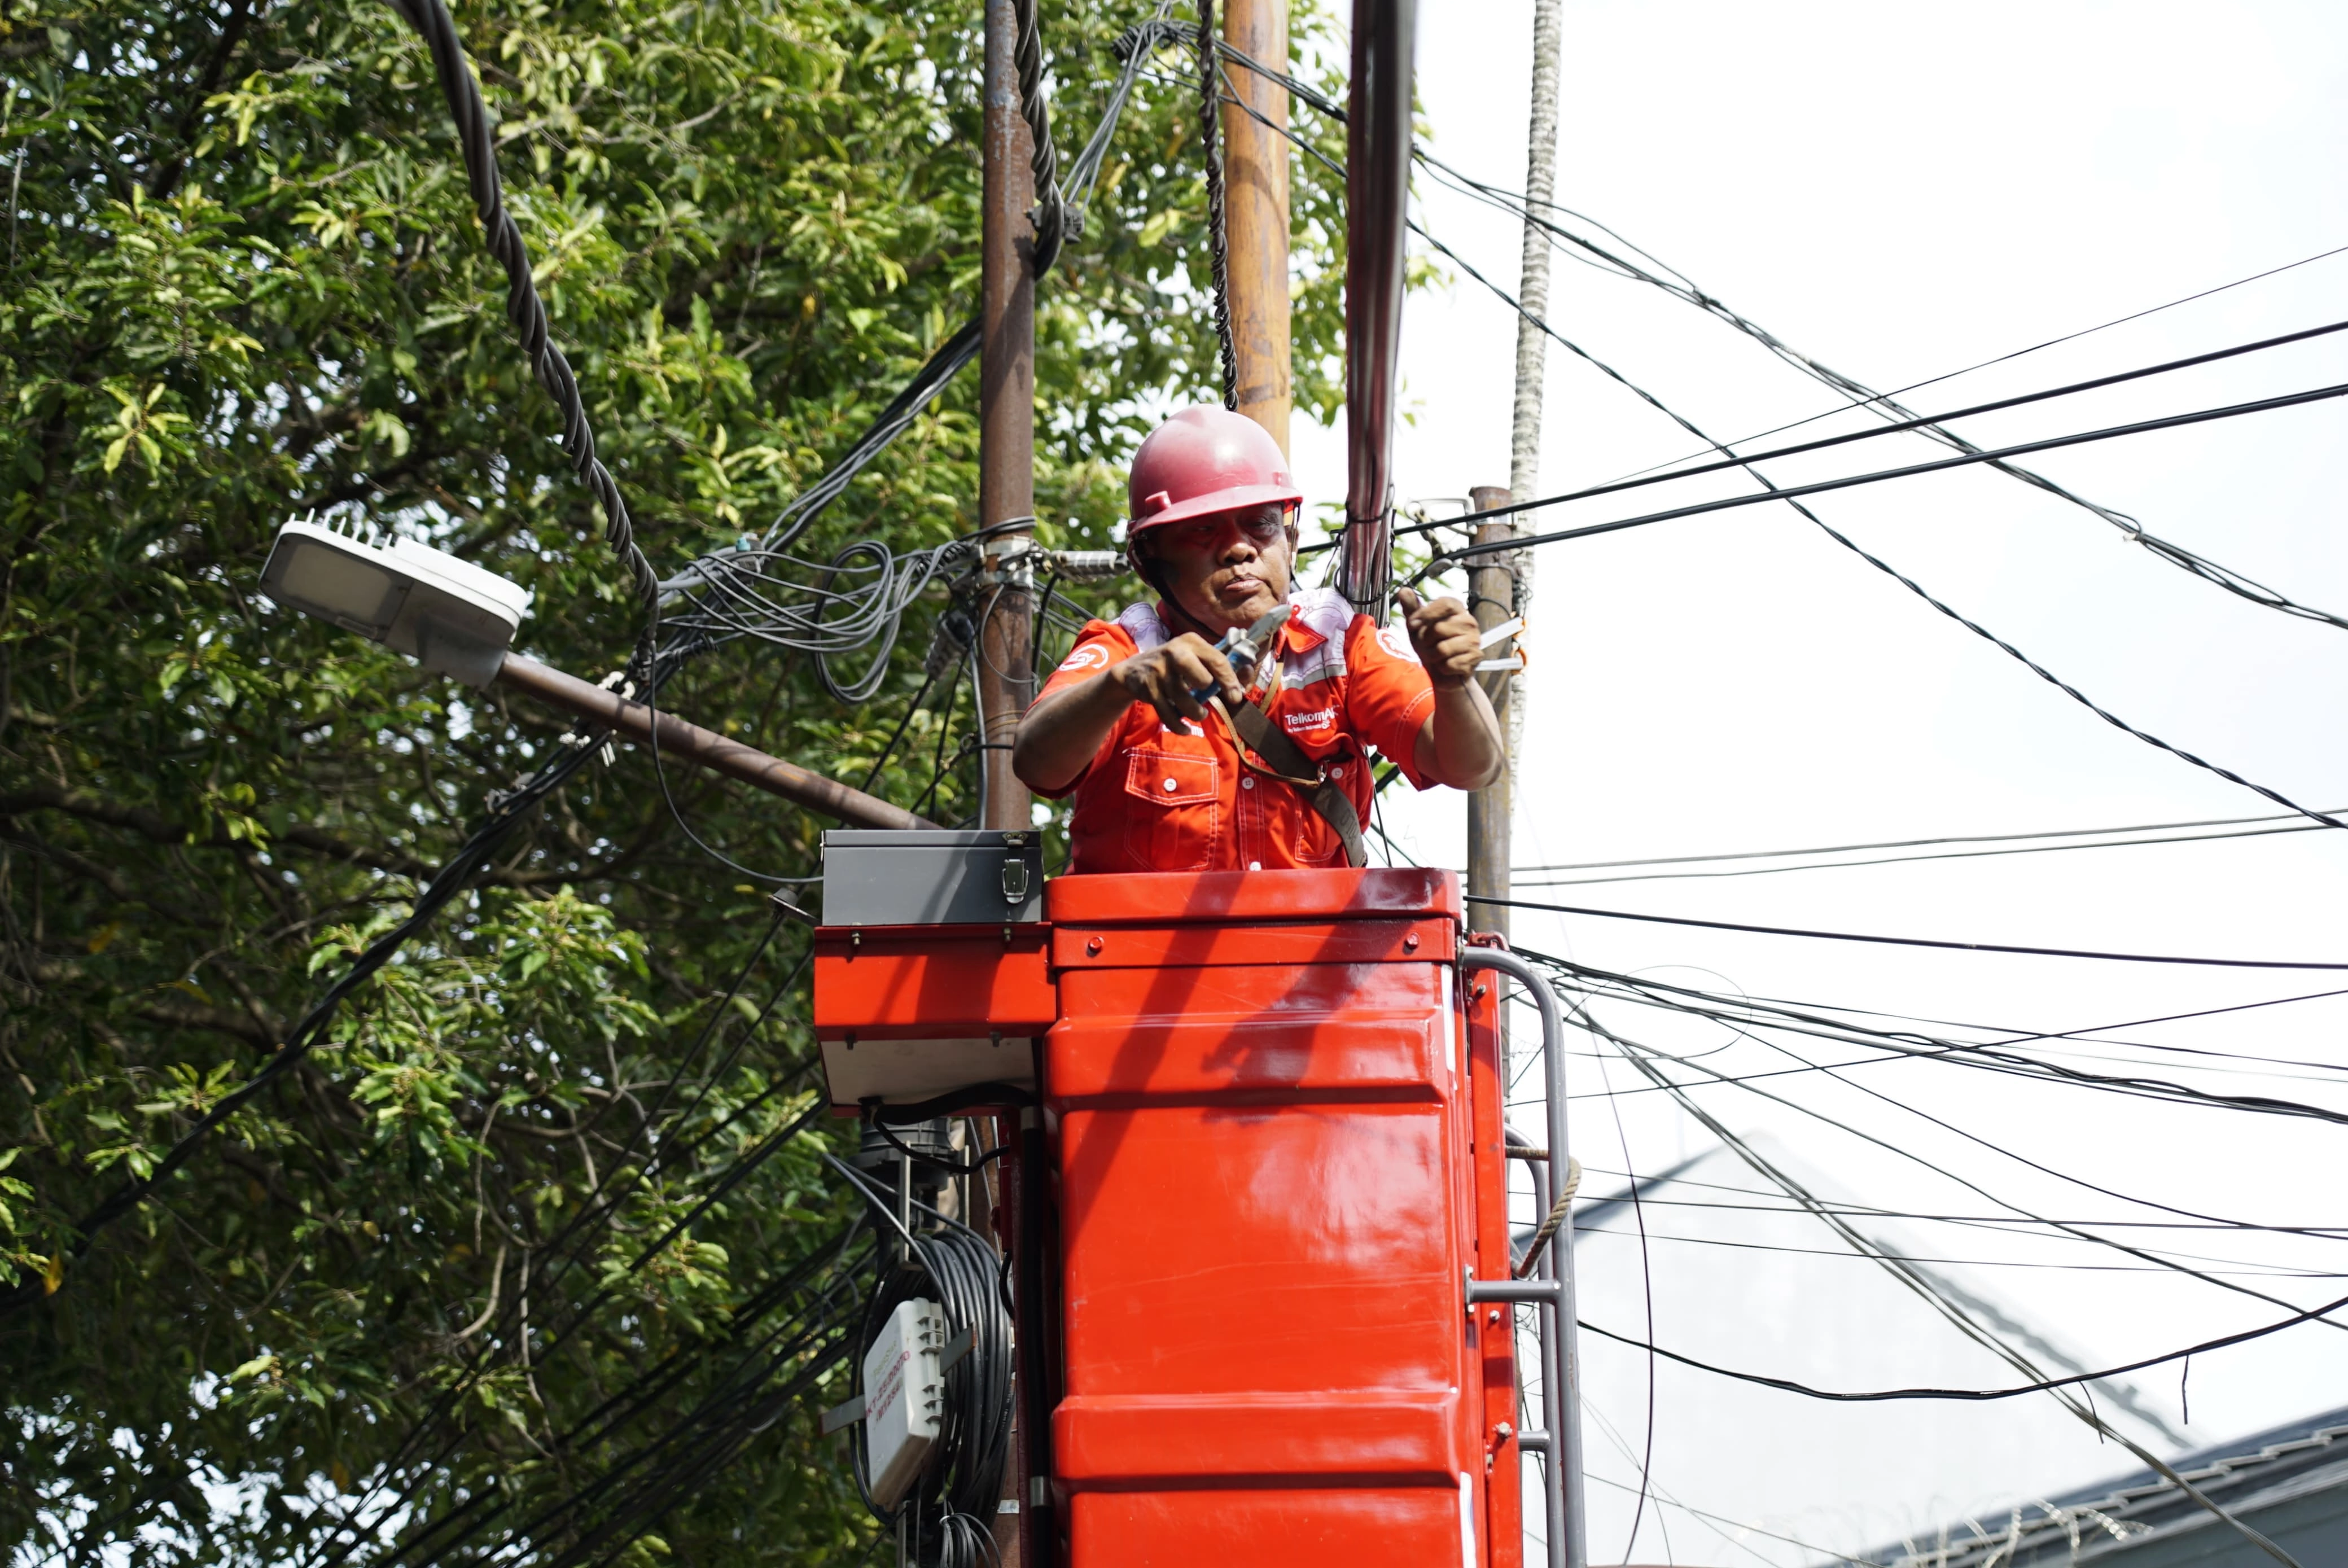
[1212,695,1369,869]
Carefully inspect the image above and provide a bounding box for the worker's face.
[1145,503,1295,633]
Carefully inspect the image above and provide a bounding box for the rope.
[1513,1154,1581,1278]
[1196,0,1239,407]
[1008,0,1067,274]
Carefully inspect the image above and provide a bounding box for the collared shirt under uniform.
[1033,587,1438,874]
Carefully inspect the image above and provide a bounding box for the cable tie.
[1477,615,1524,649]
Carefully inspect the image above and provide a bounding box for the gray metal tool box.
[811,830,1049,1110]
[819,829,1044,926]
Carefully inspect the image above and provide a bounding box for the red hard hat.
[1126,405,1303,533]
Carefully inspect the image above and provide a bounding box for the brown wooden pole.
[979,0,1037,836]
[980,5,1039,1562]
[1338,0,1416,612]
[492,654,932,831]
[1465,484,1516,1068]
[1221,0,1291,455]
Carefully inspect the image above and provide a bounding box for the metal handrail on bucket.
[1460,948,1587,1568]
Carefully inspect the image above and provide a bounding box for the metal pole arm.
[494,653,931,831]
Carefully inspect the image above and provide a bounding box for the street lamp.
[260,515,533,686]
[256,514,930,828]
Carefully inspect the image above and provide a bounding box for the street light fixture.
[256,515,931,829]
[260,515,533,686]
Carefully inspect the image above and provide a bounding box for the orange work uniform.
[1034,587,1439,874]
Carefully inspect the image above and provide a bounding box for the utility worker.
[1013,405,1504,874]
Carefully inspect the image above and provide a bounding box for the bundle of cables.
[848,1210,1016,1566]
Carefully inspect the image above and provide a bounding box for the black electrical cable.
[1340,194,2348,848]
[1569,1006,2316,1566]
[1475,894,2348,970]
[1221,38,2348,645]
[1816,503,2348,831]
[0,687,634,1315]
[1008,0,1067,274]
[1591,1045,1658,1562]
[301,944,820,1568]
[831,1162,1015,1568]
[1513,804,2348,886]
[856,632,958,796]
[1403,164,2340,684]
[1421,148,2348,504]
[1567,1166,2348,1237]
[1568,1226,2348,1278]
[381,0,658,668]
[1235,72,2336,857]
[1197,0,1239,408]
[1515,820,2337,886]
[1396,315,2348,544]
[1530,958,2348,1249]
[863,1107,1013,1175]
[1439,376,2348,558]
[480,1265,868,1568]
[1577,1283,2348,1404]
[396,1232,867,1568]
[1547,957,2348,1129]
[1569,993,2348,1341]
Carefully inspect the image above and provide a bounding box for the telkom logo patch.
[1283,706,1336,734]
[1056,642,1111,674]
[1375,625,1418,663]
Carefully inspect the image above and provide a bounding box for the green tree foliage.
[0,0,1356,1556]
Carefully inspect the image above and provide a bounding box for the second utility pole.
[979,11,1039,1568]
[1469,0,1563,1004]
[979,0,1037,836]
[1221,0,1291,453]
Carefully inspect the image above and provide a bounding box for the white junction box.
[863,1298,948,1510]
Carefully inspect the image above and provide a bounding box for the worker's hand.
[1394,588,1482,690]
[1112,633,1245,728]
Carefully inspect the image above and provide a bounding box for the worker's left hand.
[1394,588,1481,690]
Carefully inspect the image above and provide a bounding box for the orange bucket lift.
[814,835,1586,1568]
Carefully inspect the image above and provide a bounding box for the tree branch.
[147,0,261,201]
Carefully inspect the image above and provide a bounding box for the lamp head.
[261,517,533,686]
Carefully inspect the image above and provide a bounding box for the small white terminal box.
[862,1298,948,1510]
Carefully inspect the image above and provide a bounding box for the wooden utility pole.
[1337,0,1415,613]
[978,0,1037,836]
[1504,0,1564,777]
[978,8,1038,1566]
[1472,0,1563,1050]
[1221,0,1291,454]
[1464,485,1515,961]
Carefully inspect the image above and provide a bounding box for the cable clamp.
[976,537,1040,589]
[1046,548,1127,583]
[555,728,617,767]
[582,671,637,765]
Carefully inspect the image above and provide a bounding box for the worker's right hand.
[1112,634,1244,729]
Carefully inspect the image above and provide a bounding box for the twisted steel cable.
[1009,0,1067,274]
[384,0,660,671]
[1195,0,1239,408]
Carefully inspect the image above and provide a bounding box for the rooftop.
[1830,1405,2348,1567]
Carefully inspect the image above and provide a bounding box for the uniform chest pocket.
[1122,745,1223,871]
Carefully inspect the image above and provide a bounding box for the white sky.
[1286,3,2348,1562]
